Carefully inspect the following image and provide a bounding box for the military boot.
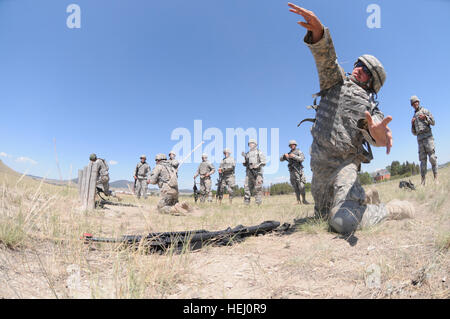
[302,194,310,205]
[385,200,415,220]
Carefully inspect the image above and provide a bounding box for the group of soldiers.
[87,4,439,235]
[131,138,272,210]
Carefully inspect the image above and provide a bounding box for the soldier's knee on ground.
[329,207,359,235]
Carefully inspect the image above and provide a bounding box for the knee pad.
[329,207,359,234]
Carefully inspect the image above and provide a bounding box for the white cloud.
[109,160,118,165]
[15,156,37,165]
[0,152,10,158]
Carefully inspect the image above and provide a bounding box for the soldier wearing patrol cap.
[288,3,414,235]
[218,148,236,203]
[280,140,309,204]
[194,153,216,203]
[134,154,150,199]
[242,139,266,205]
[410,95,438,185]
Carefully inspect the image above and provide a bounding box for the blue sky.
[0,0,449,189]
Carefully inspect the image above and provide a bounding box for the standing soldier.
[410,95,438,185]
[242,139,266,205]
[134,155,150,199]
[288,4,414,235]
[218,148,236,204]
[168,151,179,170]
[89,153,112,196]
[147,153,188,215]
[280,140,309,204]
[193,154,215,203]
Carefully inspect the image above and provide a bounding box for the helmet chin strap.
[349,73,372,91]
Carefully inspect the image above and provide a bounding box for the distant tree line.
[358,172,373,185]
[386,160,420,177]
[269,182,311,196]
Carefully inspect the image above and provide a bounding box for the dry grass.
[0,161,448,299]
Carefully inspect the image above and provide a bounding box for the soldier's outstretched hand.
[288,3,324,43]
[365,111,393,154]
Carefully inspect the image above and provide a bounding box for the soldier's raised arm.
[288,3,345,92]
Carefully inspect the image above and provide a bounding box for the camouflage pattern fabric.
[148,160,179,213]
[304,27,389,234]
[280,148,307,202]
[95,158,110,195]
[195,161,215,202]
[135,162,150,199]
[219,156,236,200]
[169,159,179,170]
[411,106,437,177]
[243,149,266,204]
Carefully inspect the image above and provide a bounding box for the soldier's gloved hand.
[418,114,426,120]
[365,111,393,154]
[284,153,290,159]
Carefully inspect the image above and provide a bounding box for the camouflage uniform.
[169,159,179,170]
[243,144,266,205]
[168,151,179,170]
[95,158,110,195]
[194,159,215,203]
[411,104,437,180]
[134,161,150,199]
[303,27,391,234]
[280,144,307,203]
[218,152,236,202]
[148,155,179,214]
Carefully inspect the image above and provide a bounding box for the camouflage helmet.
[155,153,167,161]
[223,148,231,154]
[355,54,386,94]
[248,138,257,146]
[89,153,97,161]
[169,150,175,155]
[140,154,146,159]
[410,95,420,105]
[201,153,208,158]
[288,140,297,146]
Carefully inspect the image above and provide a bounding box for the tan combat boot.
[385,199,415,220]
